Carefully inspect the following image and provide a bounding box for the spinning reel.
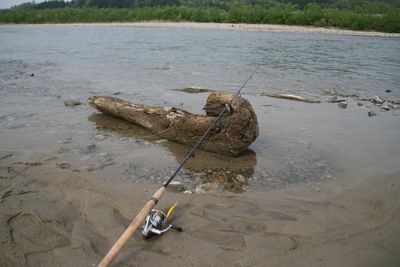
[141,204,182,239]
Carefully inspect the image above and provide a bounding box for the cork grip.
[98,186,166,267]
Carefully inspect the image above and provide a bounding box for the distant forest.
[1,0,399,32]
[8,0,400,10]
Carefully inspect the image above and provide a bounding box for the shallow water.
[0,24,399,192]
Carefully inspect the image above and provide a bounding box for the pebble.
[167,181,185,192]
[155,139,168,144]
[329,96,346,103]
[30,73,34,77]
[357,101,363,106]
[371,96,385,104]
[368,110,376,117]
[183,190,193,194]
[234,174,246,183]
[338,101,347,109]
[385,89,392,93]
[195,183,218,193]
[64,99,82,106]
[95,134,105,141]
[381,105,390,111]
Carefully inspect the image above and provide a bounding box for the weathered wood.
[261,92,321,103]
[88,92,258,156]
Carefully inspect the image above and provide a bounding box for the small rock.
[113,92,121,95]
[155,139,168,144]
[64,99,82,106]
[175,87,211,94]
[57,162,71,169]
[167,181,185,192]
[338,101,347,109]
[95,134,105,141]
[368,110,376,117]
[325,89,338,96]
[30,73,34,77]
[385,89,391,93]
[183,190,193,194]
[389,104,399,110]
[195,183,218,193]
[380,105,390,111]
[234,174,246,184]
[328,96,346,103]
[371,96,384,104]
[357,101,363,106]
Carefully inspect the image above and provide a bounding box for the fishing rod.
[98,68,258,267]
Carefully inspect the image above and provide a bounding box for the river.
[0,24,399,192]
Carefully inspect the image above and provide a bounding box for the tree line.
[7,0,400,11]
[0,0,399,33]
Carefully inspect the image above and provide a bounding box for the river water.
[1,24,399,192]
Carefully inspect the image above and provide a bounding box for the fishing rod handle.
[98,186,166,267]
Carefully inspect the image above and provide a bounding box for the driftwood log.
[88,92,259,156]
[261,92,321,103]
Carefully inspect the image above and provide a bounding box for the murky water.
[1,25,399,192]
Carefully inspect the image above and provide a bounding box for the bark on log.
[88,92,258,156]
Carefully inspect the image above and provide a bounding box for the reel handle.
[171,225,183,232]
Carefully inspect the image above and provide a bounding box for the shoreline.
[2,21,400,37]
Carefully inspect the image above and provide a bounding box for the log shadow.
[88,113,257,191]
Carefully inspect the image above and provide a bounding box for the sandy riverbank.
[3,21,400,37]
[1,151,399,266]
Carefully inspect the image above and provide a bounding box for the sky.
[0,0,47,9]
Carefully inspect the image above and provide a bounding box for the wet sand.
[1,152,399,266]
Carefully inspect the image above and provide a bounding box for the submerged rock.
[195,183,218,193]
[174,87,212,94]
[261,92,321,103]
[234,174,246,184]
[328,96,346,103]
[64,99,82,106]
[370,96,385,104]
[167,181,185,192]
[88,92,259,156]
[338,101,348,109]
